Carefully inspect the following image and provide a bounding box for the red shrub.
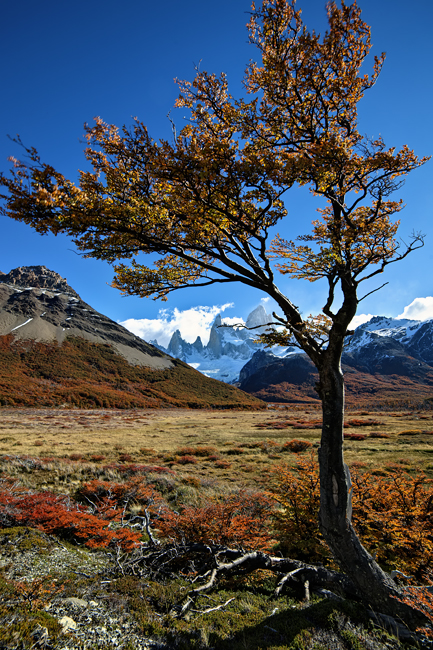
[90,454,106,462]
[157,490,275,550]
[369,432,390,439]
[102,463,175,476]
[282,439,313,453]
[0,481,140,550]
[118,453,134,462]
[214,460,231,469]
[176,455,197,465]
[347,418,381,427]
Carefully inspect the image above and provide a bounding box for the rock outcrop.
[0,265,172,369]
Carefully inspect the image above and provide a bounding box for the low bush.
[214,459,231,469]
[344,433,367,441]
[0,480,140,550]
[176,454,197,465]
[369,432,390,439]
[282,439,313,453]
[157,490,276,550]
[270,458,433,579]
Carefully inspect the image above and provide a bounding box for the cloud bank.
[120,303,238,348]
[350,313,375,329]
[352,297,433,329]
[397,297,433,321]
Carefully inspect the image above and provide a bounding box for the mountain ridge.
[150,309,433,407]
[152,304,293,383]
[0,266,264,410]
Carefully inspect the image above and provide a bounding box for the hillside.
[0,335,264,409]
[0,266,264,410]
[239,347,433,409]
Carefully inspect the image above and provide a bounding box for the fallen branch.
[107,541,433,631]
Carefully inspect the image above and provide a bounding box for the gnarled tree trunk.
[316,355,425,626]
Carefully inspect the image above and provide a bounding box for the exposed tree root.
[107,541,433,638]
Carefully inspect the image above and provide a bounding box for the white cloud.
[221,316,246,328]
[120,303,235,347]
[350,313,374,329]
[261,297,270,304]
[397,297,433,321]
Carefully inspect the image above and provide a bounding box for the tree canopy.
[1,2,427,357]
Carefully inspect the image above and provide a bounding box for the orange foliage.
[270,458,433,579]
[0,479,140,550]
[282,439,313,453]
[0,335,264,410]
[157,490,276,551]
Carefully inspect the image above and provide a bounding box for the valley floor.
[1,406,433,649]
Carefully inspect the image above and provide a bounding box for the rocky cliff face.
[0,266,172,369]
[0,266,80,297]
[152,304,291,383]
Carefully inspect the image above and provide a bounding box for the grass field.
[1,406,433,488]
[1,406,433,649]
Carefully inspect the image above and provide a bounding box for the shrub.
[175,445,218,457]
[118,453,134,462]
[0,480,140,550]
[282,439,313,453]
[90,454,106,462]
[346,418,381,427]
[270,459,433,579]
[369,432,390,439]
[102,463,175,476]
[214,460,231,469]
[398,430,423,436]
[157,490,276,550]
[269,457,327,563]
[176,455,197,465]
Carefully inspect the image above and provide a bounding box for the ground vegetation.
[0,408,433,647]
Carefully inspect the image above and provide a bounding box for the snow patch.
[10,318,33,331]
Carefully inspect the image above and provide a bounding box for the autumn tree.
[0,0,430,622]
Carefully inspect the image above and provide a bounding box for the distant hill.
[0,266,264,410]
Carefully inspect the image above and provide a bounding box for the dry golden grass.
[1,407,433,490]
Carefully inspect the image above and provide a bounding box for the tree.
[0,0,430,622]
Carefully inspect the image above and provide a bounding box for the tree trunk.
[316,357,424,624]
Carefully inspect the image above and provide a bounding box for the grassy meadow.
[1,405,433,649]
[1,406,433,485]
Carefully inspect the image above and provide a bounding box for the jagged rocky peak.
[0,266,79,298]
[193,336,203,353]
[245,305,270,331]
[167,329,184,355]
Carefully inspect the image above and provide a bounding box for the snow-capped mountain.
[152,305,296,383]
[152,311,433,403]
[344,316,433,372]
[236,314,433,405]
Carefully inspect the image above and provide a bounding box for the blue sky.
[1,0,432,345]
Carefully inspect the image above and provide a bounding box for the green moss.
[0,526,53,553]
[0,610,61,647]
